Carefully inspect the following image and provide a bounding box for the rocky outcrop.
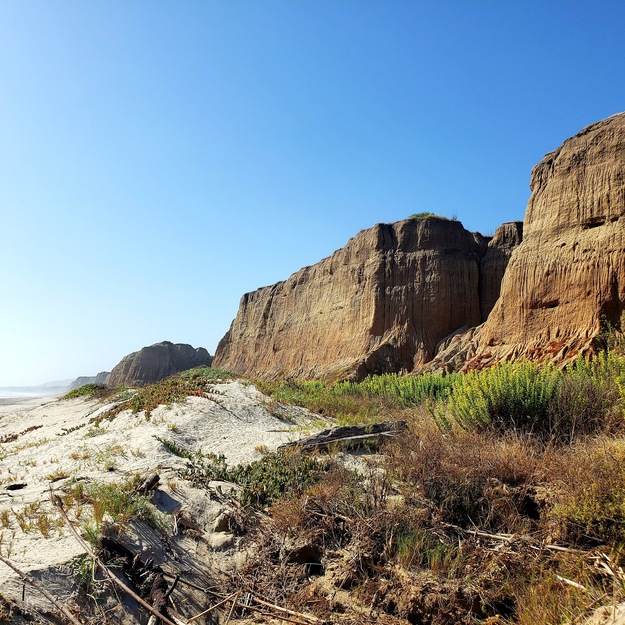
[478,222,523,320]
[214,217,491,380]
[430,112,625,371]
[68,371,110,391]
[95,371,110,385]
[108,342,212,387]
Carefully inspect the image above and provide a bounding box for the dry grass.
[228,403,625,624]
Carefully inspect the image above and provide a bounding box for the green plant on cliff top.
[409,211,442,220]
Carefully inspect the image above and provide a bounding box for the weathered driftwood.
[52,495,182,625]
[278,420,408,452]
[0,556,84,625]
[136,473,160,495]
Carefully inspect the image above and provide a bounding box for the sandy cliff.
[214,217,498,380]
[430,112,625,370]
[108,341,212,387]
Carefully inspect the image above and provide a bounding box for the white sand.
[0,380,326,612]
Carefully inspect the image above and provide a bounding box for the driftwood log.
[278,420,408,452]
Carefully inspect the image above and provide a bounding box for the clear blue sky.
[1,0,624,386]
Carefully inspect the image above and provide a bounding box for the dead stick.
[224,590,240,624]
[52,496,182,625]
[251,596,322,623]
[555,574,587,591]
[187,592,238,623]
[0,556,83,625]
[164,574,180,603]
[231,602,309,625]
[182,585,315,625]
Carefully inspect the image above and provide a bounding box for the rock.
[108,341,212,387]
[479,221,523,320]
[94,371,111,385]
[432,112,625,370]
[208,532,235,550]
[68,371,111,391]
[68,376,95,391]
[213,217,490,380]
[584,602,625,625]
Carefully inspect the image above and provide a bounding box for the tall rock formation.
[431,112,625,371]
[69,371,110,391]
[108,342,212,387]
[214,217,495,380]
[478,222,524,320]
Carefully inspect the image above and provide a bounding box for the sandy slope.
[0,380,326,616]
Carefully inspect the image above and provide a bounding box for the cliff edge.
[214,217,520,380]
[430,112,625,371]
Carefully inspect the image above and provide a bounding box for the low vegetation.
[166,441,333,508]
[256,371,459,423]
[62,383,110,400]
[62,475,169,549]
[94,366,233,422]
[8,353,625,624]
[249,350,625,623]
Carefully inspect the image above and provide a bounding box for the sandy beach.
[0,380,326,615]
[0,395,61,416]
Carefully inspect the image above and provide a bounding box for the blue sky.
[1,0,624,386]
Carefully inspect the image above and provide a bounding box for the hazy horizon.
[2,1,625,386]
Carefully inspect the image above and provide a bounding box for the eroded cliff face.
[213,217,491,380]
[68,371,110,391]
[479,222,523,320]
[430,112,625,371]
[108,342,212,387]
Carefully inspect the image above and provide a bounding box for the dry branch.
[186,592,239,623]
[251,595,324,623]
[0,555,84,625]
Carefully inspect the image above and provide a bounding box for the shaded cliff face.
[432,112,625,371]
[108,342,212,387]
[478,221,523,320]
[213,217,490,380]
[69,371,110,391]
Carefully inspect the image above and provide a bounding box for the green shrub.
[435,361,561,437]
[409,212,443,220]
[62,384,109,400]
[181,448,332,508]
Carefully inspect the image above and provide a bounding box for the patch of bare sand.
[0,380,327,616]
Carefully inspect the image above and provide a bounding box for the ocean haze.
[0,380,72,399]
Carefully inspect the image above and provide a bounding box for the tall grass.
[434,354,624,442]
[257,372,459,423]
[435,361,562,435]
